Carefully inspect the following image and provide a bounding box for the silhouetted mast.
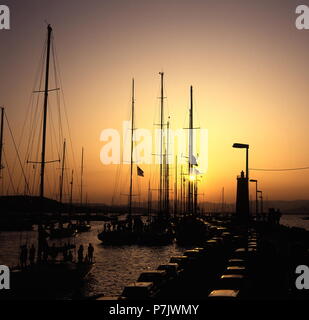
[174,155,178,217]
[70,170,74,208]
[128,78,135,217]
[147,180,152,219]
[80,147,84,206]
[165,117,170,215]
[187,86,194,214]
[0,107,4,182]
[159,72,164,216]
[59,139,66,203]
[180,164,183,214]
[194,177,198,215]
[221,187,225,214]
[40,24,52,198]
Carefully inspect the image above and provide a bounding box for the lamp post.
[250,179,258,219]
[233,143,250,221]
[232,143,249,179]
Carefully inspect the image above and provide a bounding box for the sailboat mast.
[129,78,135,216]
[180,164,183,215]
[70,170,74,208]
[188,86,194,214]
[59,139,66,203]
[0,107,4,182]
[221,187,225,214]
[165,118,170,216]
[159,72,164,216]
[147,180,152,219]
[40,24,52,198]
[80,147,84,206]
[194,178,198,215]
[174,155,178,217]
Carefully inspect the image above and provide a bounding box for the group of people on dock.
[103,216,144,233]
[77,243,94,264]
[19,244,36,268]
[19,242,94,268]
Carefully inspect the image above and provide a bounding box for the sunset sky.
[1,0,309,205]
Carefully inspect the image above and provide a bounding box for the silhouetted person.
[43,245,48,262]
[29,244,35,266]
[50,243,57,262]
[20,245,27,268]
[78,245,84,263]
[23,245,28,267]
[88,243,94,263]
[63,247,68,261]
[68,250,73,262]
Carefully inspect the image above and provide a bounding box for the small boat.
[74,220,91,232]
[3,25,94,299]
[48,222,77,239]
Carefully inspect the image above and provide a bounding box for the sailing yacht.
[98,79,141,244]
[98,75,174,245]
[10,25,93,293]
[175,86,209,245]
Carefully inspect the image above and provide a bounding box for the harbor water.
[0,221,186,298]
[0,214,308,299]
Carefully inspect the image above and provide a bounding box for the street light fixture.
[250,179,258,219]
[232,143,249,179]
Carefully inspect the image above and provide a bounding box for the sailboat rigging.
[10,25,93,294]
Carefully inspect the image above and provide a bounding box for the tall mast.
[159,72,164,216]
[80,147,84,206]
[128,78,135,217]
[221,187,225,214]
[187,86,194,214]
[180,164,183,215]
[194,177,198,215]
[70,169,74,208]
[174,155,178,217]
[59,139,66,203]
[165,117,170,216]
[40,24,52,198]
[0,107,4,183]
[147,180,152,220]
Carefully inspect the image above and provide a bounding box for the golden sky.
[1,0,309,204]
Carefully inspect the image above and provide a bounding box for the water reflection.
[0,222,186,298]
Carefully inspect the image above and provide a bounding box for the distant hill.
[263,200,309,214]
[0,195,66,215]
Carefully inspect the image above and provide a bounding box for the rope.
[4,113,30,194]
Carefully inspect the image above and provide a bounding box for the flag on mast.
[137,166,144,177]
[189,155,198,166]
